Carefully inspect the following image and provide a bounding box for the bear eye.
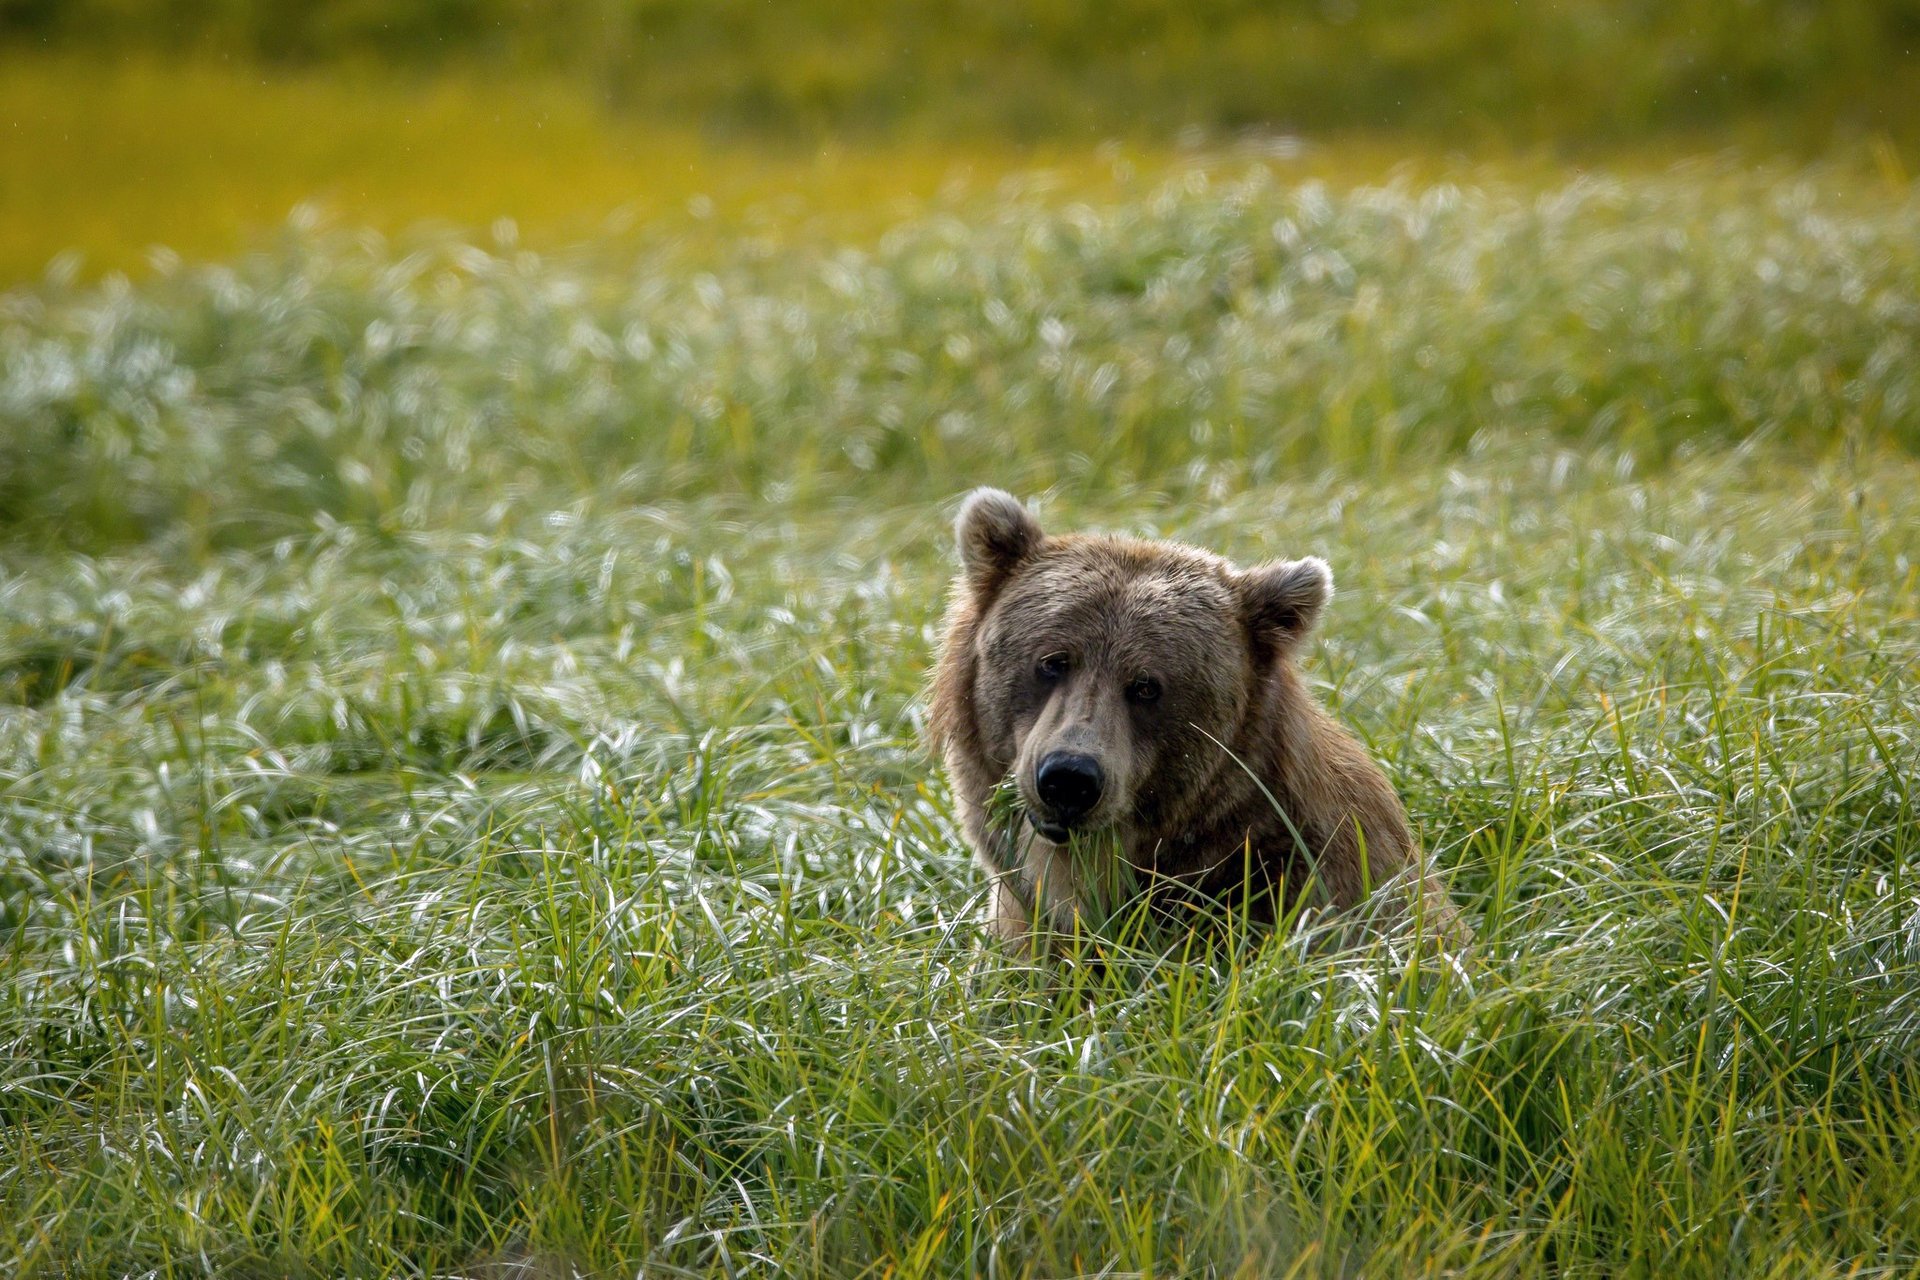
[1127,675,1163,705]
[1035,652,1071,682]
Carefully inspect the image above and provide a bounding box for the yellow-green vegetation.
[3,155,1918,1275]
[8,0,1920,285]
[0,56,1164,284]
[1,54,1664,288]
[11,0,1918,149]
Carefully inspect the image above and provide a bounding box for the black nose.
[1035,752,1105,823]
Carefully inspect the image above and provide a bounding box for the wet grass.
[2,159,1919,1276]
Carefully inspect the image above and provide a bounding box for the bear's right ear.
[954,487,1043,595]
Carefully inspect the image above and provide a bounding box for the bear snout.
[1030,751,1106,838]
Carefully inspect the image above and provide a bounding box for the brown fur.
[928,488,1466,953]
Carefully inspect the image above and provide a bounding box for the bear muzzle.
[1027,751,1106,841]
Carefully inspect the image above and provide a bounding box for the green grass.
[5,159,1917,547]
[3,159,1919,1276]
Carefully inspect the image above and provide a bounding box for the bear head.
[936,487,1332,845]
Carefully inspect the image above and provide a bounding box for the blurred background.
[3,0,1917,280]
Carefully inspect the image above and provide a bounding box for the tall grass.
[3,446,1916,1275]
[2,160,1918,1275]
[4,160,1916,548]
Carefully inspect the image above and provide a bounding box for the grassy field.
[4,149,1920,1276]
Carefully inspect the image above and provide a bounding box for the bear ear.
[1240,556,1333,655]
[954,488,1044,594]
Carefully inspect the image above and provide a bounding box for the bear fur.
[928,488,1464,952]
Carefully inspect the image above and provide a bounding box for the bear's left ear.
[954,487,1043,595]
[1240,557,1333,655]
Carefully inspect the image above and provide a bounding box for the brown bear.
[929,488,1465,954]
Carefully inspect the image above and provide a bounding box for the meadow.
[4,134,1920,1277]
